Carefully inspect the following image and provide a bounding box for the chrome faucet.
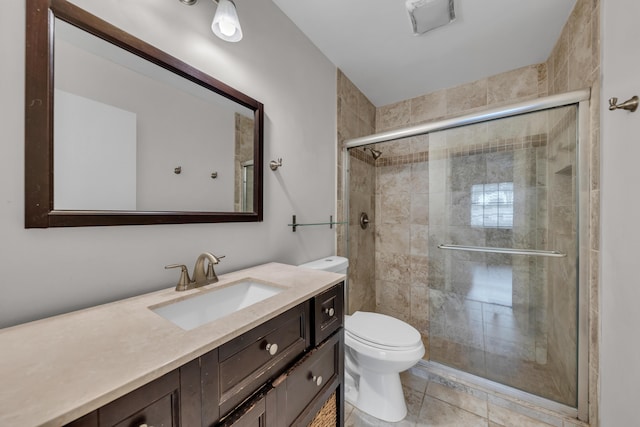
[165,252,225,291]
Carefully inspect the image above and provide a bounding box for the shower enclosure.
[343,90,590,419]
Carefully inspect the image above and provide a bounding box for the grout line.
[423,380,489,420]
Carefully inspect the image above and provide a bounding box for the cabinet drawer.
[276,332,341,426]
[216,301,311,416]
[99,370,180,427]
[312,282,343,346]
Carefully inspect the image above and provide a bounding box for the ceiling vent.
[406,0,456,35]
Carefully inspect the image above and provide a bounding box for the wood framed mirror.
[25,0,264,227]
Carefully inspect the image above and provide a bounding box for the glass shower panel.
[241,162,254,212]
[427,105,578,407]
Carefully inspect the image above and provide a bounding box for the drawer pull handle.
[324,307,335,316]
[265,343,278,356]
[311,375,323,387]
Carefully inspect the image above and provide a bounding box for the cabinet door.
[65,360,200,427]
[312,283,344,346]
[219,388,277,427]
[274,331,342,426]
[99,370,180,427]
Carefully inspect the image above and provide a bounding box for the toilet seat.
[346,330,422,352]
[345,311,422,351]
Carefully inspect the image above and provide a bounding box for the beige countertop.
[0,262,344,427]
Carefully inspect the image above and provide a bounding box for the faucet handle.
[165,264,192,291]
[205,255,225,283]
[207,259,224,283]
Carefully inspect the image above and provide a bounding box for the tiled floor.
[344,368,588,427]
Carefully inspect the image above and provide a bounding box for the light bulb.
[218,18,236,37]
[211,0,243,42]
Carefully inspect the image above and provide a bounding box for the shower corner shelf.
[287,214,347,232]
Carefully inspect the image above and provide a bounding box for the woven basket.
[308,391,337,427]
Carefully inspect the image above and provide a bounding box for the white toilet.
[299,256,425,422]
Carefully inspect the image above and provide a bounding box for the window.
[471,182,514,228]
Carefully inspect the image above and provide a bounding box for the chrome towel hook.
[609,96,638,112]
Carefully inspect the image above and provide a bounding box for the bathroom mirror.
[25,0,264,227]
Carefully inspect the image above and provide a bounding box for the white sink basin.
[151,280,284,330]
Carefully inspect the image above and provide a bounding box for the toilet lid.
[345,311,421,348]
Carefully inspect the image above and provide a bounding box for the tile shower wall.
[336,70,376,314]
[375,135,431,352]
[546,108,579,405]
[347,148,376,313]
[546,0,601,423]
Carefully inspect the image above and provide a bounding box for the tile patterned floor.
[344,369,588,427]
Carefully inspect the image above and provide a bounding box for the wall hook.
[174,166,182,174]
[609,96,638,112]
[269,158,283,171]
[211,172,218,179]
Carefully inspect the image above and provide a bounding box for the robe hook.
[609,96,638,112]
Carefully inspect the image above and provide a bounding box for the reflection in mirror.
[241,161,254,212]
[25,0,263,227]
[235,114,255,212]
[53,19,255,213]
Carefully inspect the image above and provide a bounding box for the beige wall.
[600,0,640,424]
[0,0,337,328]
[336,70,377,314]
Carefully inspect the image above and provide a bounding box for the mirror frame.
[25,0,264,227]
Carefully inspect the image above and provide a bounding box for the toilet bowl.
[298,256,425,422]
[344,311,425,421]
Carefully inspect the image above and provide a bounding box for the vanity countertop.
[0,262,344,427]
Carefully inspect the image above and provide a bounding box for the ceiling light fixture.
[211,0,243,42]
[178,0,243,43]
[406,0,455,35]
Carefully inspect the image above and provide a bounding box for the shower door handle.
[437,244,566,258]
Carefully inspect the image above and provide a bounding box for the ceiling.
[271,0,577,107]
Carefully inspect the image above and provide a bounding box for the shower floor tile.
[344,369,588,427]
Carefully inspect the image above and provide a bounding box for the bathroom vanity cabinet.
[64,282,344,427]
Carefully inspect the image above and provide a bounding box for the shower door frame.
[342,89,591,422]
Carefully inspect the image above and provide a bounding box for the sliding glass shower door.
[427,105,579,406]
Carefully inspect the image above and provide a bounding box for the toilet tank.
[298,256,349,275]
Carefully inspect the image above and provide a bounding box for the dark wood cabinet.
[67,359,202,427]
[312,284,344,346]
[65,283,344,427]
[273,331,343,426]
[65,411,98,427]
[215,300,311,418]
[218,388,277,427]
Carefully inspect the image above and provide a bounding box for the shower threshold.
[414,360,580,422]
